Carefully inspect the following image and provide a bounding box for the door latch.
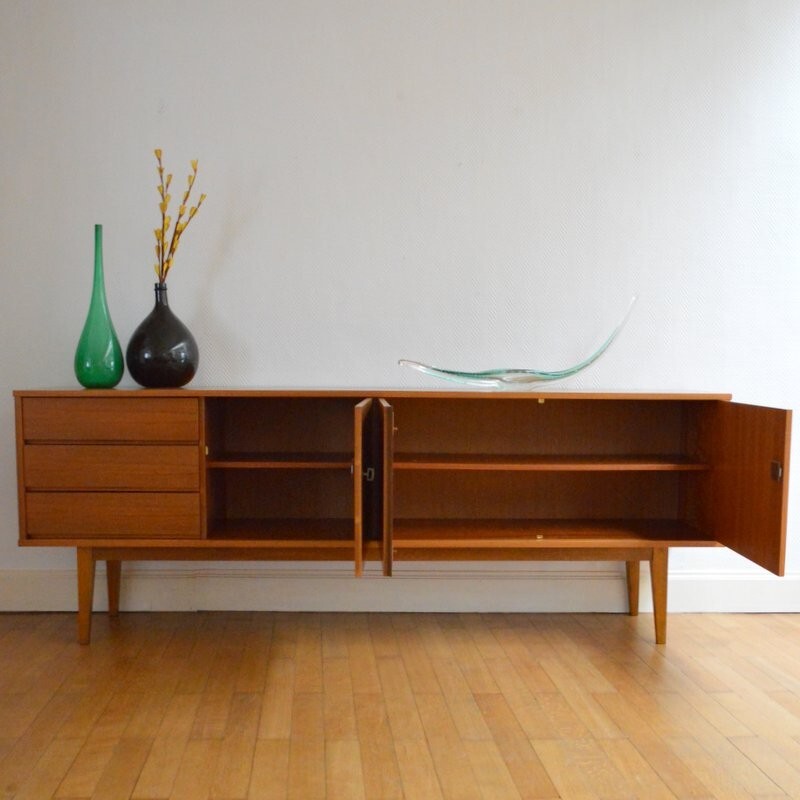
[771,460,783,481]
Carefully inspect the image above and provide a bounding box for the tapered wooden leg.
[650,548,669,645]
[76,547,96,645]
[106,560,121,617]
[625,561,640,616]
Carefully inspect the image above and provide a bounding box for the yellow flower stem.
[155,150,168,282]
[153,150,205,283]
[165,162,200,277]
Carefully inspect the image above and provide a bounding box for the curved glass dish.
[399,295,638,388]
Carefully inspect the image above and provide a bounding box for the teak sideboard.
[13,389,791,645]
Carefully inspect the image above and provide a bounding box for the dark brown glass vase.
[126,283,199,388]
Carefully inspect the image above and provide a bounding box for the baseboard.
[1,563,799,613]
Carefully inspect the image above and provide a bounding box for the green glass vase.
[74,224,124,388]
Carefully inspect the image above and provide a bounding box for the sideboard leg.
[650,548,669,645]
[625,561,640,616]
[106,560,121,617]
[76,548,96,645]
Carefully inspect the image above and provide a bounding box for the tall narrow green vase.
[74,224,124,388]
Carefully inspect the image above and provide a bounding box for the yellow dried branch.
[151,149,206,283]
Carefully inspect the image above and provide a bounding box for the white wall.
[2,0,799,612]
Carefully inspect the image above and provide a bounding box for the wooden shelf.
[393,453,710,471]
[392,519,717,549]
[207,517,354,544]
[207,452,352,470]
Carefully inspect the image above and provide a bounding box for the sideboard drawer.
[24,444,200,491]
[21,398,200,442]
[26,492,201,538]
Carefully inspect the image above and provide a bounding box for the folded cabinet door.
[379,399,394,576]
[710,401,791,575]
[354,398,373,576]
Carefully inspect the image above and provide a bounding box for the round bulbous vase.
[126,283,199,388]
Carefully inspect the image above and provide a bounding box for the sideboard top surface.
[13,388,734,401]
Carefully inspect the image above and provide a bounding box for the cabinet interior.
[205,397,356,460]
[204,397,360,543]
[388,398,718,547]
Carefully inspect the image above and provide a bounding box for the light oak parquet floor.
[1,610,800,799]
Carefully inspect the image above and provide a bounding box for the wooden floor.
[2,612,800,799]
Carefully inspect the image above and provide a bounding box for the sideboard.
[13,389,791,644]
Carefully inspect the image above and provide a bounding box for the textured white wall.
[1,1,799,609]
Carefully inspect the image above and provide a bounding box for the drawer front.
[26,492,201,539]
[22,398,199,442]
[24,445,200,491]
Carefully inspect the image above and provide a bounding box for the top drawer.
[21,397,200,442]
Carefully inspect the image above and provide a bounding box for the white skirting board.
[1,563,799,613]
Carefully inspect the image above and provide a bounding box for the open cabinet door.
[710,401,791,576]
[379,400,394,576]
[353,398,373,577]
